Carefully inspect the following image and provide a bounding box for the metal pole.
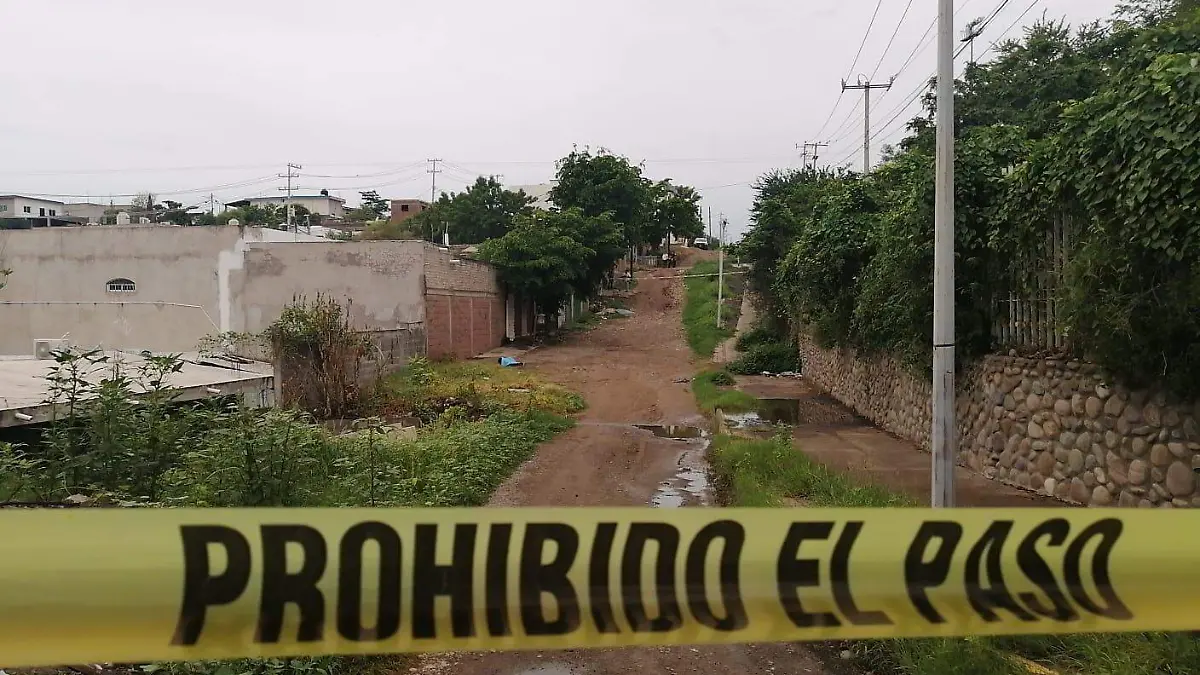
[932,0,956,508]
[716,215,725,329]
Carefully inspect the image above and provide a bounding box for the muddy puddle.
[725,395,864,430]
[629,424,712,508]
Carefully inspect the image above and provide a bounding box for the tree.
[359,191,390,220]
[477,212,591,322]
[648,180,704,246]
[551,148,652,251]
[405,176,535,244]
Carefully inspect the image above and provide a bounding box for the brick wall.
[423,244,507,359]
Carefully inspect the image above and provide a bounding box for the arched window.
[106,278,136,293]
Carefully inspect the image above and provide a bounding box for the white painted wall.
[245,196,346,218]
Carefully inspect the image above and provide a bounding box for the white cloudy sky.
[1,0,1118,238]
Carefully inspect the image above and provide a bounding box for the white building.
[0,195,67,221]
[64,202,133,225]
[507,183,555,210]
[235,194,347,219]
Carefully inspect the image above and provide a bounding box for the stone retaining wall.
[797,332,1200,507]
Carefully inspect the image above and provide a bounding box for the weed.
[728,341,800,375]
[267,295,372,419]
[682,260,743,358]
[692,369,757,413]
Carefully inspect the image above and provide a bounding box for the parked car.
[692,236,709,250]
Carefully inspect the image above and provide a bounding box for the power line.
[844,0,886,80]
[15,175,279,199]
[979,0,1042,60]
[299,161,427,179]
[869,0,917,80]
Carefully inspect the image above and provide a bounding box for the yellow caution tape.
[1,507,1197,667]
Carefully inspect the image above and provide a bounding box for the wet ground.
[416,256,830,674]
[732,376,1059,507]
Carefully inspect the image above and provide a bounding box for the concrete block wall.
[797,332,1200,507]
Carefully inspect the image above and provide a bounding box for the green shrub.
[734,325,778,351]
[729,341,799,374]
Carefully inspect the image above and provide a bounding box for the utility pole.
[707,207,712,240]
[841,77,894,173]
[961,19,984,65]
[279,162,302,233]
[716,214,727,329]
[801,141,830,169]
[932,0,956,508]
[427,158,444,244]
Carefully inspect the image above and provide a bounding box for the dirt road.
[419,270,829,675]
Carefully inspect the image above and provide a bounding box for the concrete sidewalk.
[736,375,1059,507]
[713,292,757,364]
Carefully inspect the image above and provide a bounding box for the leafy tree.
[397,176,534,244]
[477,212,591,322]
[551,148,651,251]
[359,190,390,220]
[648,180,704,246]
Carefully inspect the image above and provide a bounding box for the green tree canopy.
[406,176,535,244]
[477,212,592,320]
[551,148,651,249]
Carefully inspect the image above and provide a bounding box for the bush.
[729,341,800,375]
[734,326,778,351]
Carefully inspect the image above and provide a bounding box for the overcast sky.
[1,0,1118,239]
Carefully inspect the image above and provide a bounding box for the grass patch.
[376,357,585,421]
[682,260,743,358]
[709,432,1200,675]
[692,369,758,413]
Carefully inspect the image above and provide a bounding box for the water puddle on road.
[633,423,705,439]
[725,395,865,430]
[633,425,711,508]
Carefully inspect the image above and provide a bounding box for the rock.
[1105,430,1119,449]
[1059,431,1078,449]
[1173,498,1191,507]
[1053,444,1069,462]
[1070,446,1089,473]
[1193,495,1200,508]
[1119,491,1138,507]
[1056,482,1071,500]
[1128,459,1149,485]
[1019,438,1034,455]
[1028,421,1045,439]
[1026,393,1042,412]
[1103,397,1124,419]
[1166,461,1196,497]
[1085,396,1103,418]
[1169,442,1189,459]
[1032,381,1046,395]
[1107,453,1128,485]
[989,432,1005,452]
[1152,467,1167,484]
[1071,394,1086,415]
[1116,417,1132,435]
[1085,454,1099,470]
[1092,485,1113,506]
[1043,420,1060,437]
[1083,471,1097,488]
[1070,477,1090,503]
[1096,384,1111,399]
[1143,404,1162,427]
[1075,432,1092,451]
[1132,437,1149,456]
[1092,443,1107,464]
[1194,454,1200,469]
[1035,451,1056,476]
[1138,498,1154,508]
[64,494,91,505]
[1183,417,1199,440]
[1044,477,1057,495]
[1004,394,1018,411]
[1163,408,1181,428]
[1014,471,1031,487]
[1094,467,1107,484]
[1054,399,1071,417]
[1151,444,1172,467]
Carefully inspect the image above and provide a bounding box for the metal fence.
[991,216,1079,350]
